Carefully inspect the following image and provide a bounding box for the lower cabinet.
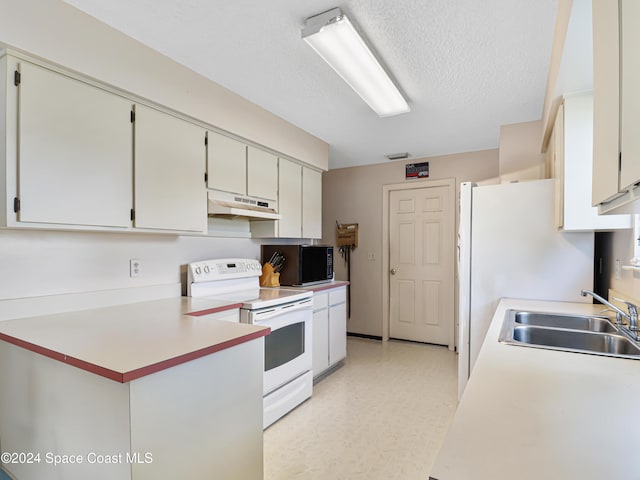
[312,286,347,379]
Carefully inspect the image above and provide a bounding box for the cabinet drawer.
[313,292,328,311]
[328,287,346,306]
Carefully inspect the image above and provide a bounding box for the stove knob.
[204,265,210,274]
[195,267,202,275]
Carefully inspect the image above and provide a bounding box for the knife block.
[260,263,280,287]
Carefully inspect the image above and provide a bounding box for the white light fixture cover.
[302,8,410,118]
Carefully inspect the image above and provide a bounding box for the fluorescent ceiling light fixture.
[302,8,410,117]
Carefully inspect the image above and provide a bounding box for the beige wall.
[499,120,546,178]
[322,149,499,337]
[0,0,328,169]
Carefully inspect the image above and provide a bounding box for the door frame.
[382,178,456,350]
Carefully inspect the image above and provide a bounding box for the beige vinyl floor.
[264,336,458,480]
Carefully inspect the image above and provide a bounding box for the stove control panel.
[188,258,262,282]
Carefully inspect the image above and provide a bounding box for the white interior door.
[389,185,454,345]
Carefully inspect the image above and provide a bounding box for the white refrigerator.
[457,179,594,399]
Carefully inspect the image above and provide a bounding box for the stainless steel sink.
[499,310,640,360]
[514,311,617,333]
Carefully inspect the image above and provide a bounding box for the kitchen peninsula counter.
[429,298,640,480]
[0,296,266,382]
[0,296,268,480]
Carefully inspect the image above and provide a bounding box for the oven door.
[248,298,313,395]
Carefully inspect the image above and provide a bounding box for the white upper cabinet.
[206,131,246,195]
[1,50,322,236]
[16,61,132,227]
[619,0,640,191]
[278,158,303,238]
[247,146,278,200]
[251,160,323,239]
[551,93,630,231]
[133,104,206,233]
[302,166,322,239]
[592,0,620,205]
[592,0,640,213]
[207,132,279,202]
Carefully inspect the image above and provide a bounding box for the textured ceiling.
[64,0,558,169]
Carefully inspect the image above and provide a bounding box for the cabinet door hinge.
[13,197,20,213]
[619,152,622,171]
[14,70,21,86]
[204,172,208,183]
[204,135,208,146]
[130,110,136,123]
[130,208,135,221]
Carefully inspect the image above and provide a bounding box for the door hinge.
[14,70,21,86]
[130,110,136,123]
[619,151,622,171]
[130,208,135,221]
[204,135,208,146]
[13,197,20,213]
[204,172,208,183]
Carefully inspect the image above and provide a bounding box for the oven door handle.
[253,299,313,322]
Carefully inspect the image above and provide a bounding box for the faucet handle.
[613,297,639,331]
[613,297,639,313]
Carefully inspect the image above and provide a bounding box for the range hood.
[207,191,281,220]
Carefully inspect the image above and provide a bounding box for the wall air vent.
[385,152,410,161]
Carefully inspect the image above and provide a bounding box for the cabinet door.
[592,0,622,204]
[134,105,206,232]
[302,167,322,239]
[278,158,302,238]
[207,131,246,195]
[620,0,640,191]
[552,105,564,230]
[18,61,132,227]
[312,307,330,377]
[329,301,347,366]
[247,146,277,200]
[560,93,630,230]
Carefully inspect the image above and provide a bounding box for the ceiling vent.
[385,152,410,161]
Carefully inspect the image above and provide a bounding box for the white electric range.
[187,258,313,428]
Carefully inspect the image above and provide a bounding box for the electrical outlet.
[615,259,621,280]
[367,252,375,261]
[130,259,141,278]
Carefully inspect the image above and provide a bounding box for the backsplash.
[0,228,260,300]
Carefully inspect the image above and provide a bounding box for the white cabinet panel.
[134,105,206,232]
[278,158,302,238]
[553,93,630,231]
[620,0,640,191]
[247,146,277,200]
[312,288,346,379]
[329,301,347,366]
[328,287,347,366]
[312,306,329,377]
[17,61,132,227]
[329,286,347,306]
[207,131,246,195]
[302,167,322,239]
[592,0,621,205]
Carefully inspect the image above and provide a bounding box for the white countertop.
[280,280,349,293]
[430,298,640,480]
[0,297,268,383]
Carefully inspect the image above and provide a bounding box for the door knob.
[390,268,397,275]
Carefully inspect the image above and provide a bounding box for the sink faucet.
[581,289,639,336]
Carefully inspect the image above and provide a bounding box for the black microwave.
[261,245,333,286]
